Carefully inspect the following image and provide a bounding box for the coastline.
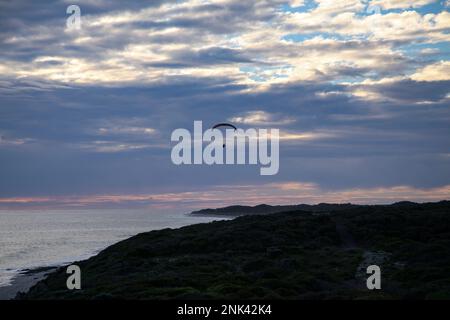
[0,267,58,300]
[9,201,450,300]
[0,210,225,300]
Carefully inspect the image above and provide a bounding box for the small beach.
[0,267,57,300]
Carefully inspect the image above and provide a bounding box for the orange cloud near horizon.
[0,183,449,211]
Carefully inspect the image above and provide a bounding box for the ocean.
[0,209,226,288]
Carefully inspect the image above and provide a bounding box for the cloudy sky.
[0,0,449,210]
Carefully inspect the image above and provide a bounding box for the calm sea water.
[0,209,226,287]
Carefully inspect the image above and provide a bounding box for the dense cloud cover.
[0,0,449,209]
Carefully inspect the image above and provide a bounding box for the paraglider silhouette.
[212,123,237,148]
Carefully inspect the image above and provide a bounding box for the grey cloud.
[147,47,255,68]
[1,77,449,197]
[358,79,450,102]
[0,1,449,203]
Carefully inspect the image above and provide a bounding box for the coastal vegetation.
[20,201,450,300]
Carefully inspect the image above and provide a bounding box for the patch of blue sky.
[279,0,447,22]
[399,41,450,61]
[282,33,356,43]
[356,7,402,18]
[415,1,448,14]
[279,0,318,13]
[356,1,446,17]
[240,65,292,82]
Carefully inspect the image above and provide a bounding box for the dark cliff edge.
[19,200,450,300]
[189,201,431,216]
[190,203,359,216]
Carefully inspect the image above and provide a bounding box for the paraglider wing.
[211,123,237,148]
[212,123,237,130]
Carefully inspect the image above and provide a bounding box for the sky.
[0,0,449,210]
